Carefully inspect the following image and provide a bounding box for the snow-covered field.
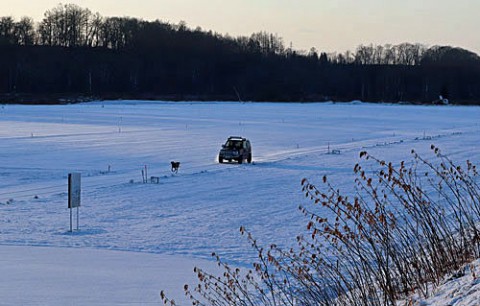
[0,101,479,305]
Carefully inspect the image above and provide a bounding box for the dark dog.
[171,161,180,173]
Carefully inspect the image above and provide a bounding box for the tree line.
[1,3,480,104]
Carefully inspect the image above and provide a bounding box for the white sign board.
[68,173,81,208]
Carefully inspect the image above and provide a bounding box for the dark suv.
[218,136,252,164]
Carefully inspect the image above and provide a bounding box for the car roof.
[228,136,247,141]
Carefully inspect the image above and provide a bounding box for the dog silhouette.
[171,161,180,173]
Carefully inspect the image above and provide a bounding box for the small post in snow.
[141,165,148,183]
[68,173,81,232]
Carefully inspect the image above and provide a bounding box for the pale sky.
[3,0,479,54]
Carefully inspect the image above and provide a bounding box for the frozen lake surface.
[0,101,479,304]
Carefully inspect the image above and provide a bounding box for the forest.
[1,4,480,104]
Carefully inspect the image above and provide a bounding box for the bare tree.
[37,4,94,47]
[99,17,140,49]
[85,12,103,47]
[14,17,35,45]
[372,45,384,64]
[249,31,285,55]
[0,16,15,44]
[355,44,375,65]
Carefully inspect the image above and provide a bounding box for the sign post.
[68,173,81,232]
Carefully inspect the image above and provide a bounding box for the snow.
[0,245,218,305]
[0,101,479,304]
[401,259,480,306]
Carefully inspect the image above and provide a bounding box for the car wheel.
[219,156,224,163]
[238,157,243,164]
[247,154,252,163]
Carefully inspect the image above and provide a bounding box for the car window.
[224,139,250,149]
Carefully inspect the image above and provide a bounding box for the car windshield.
[225,140,242,148]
